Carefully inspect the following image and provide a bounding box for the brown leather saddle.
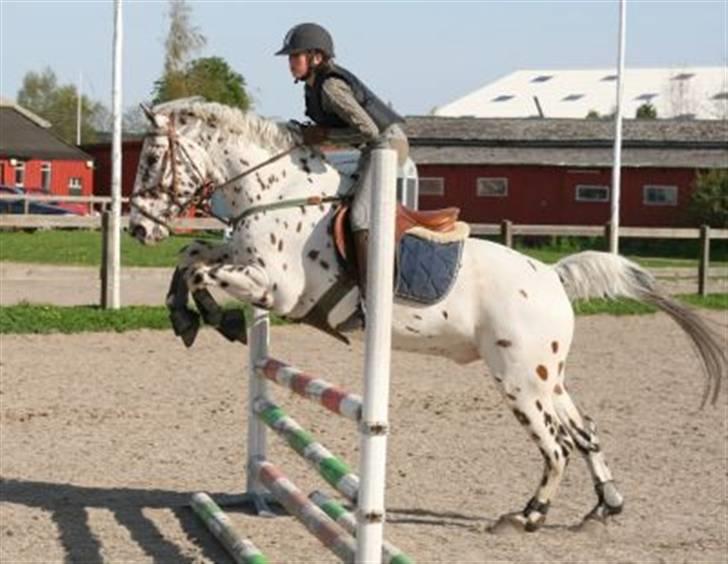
[333,203,460,265]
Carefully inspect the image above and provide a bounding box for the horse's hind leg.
[552,384,624,524]
[488,358,575,532]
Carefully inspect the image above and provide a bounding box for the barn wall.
[417,164,700,227]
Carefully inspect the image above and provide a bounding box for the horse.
[128,98,725,533]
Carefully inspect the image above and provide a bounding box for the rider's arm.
[320,77,380,144]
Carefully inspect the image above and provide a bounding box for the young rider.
[276,22,409,326]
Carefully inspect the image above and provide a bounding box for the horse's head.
[129,101,215,244]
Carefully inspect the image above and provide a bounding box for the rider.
[276,22,409,325]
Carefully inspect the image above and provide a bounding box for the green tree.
[182,57,251,110]
[635,102,657,119]
[16,68,104,144]
[689,169,728,228]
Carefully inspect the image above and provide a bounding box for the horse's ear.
[140,103,162,128]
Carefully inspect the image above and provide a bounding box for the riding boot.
[337,229,369,333]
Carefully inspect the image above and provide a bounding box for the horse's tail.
[554,250,726,406]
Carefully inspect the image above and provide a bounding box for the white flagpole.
[76,72,82,146]
[109,0,123,308]
[610,0,627,254]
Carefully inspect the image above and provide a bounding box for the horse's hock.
[190,149,410,564]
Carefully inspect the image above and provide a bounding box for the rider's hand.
[301,125,329,146]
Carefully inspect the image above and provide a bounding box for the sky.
[0,0,725,121]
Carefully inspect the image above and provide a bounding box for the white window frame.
[643,185,678,206]
[14,161,25,187]
[575,184,610,203]
[41,162,52,192]
[418,177,444,196]
[476,177,508,198]
[68,176,83,196]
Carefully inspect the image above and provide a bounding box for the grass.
[1,294,725,334]
[0,230,220,268]
[1,230,726,269]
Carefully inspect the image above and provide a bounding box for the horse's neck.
[194,123,350,316]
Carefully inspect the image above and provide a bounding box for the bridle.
[130,112,344,233]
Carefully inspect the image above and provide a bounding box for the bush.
[689,169,728,228]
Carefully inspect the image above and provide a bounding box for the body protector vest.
[305,64,404,132]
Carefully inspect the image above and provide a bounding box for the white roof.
[433,67,727,120]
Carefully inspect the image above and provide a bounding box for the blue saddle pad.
[394,233,464,305]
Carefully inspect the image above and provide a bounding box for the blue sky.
[1,1,725,120]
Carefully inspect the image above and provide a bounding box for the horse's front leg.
[186,260,273,311]
[170,240,248,346]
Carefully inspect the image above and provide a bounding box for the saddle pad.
[394,233,464,305]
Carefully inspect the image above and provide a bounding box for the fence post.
[604,221,613,252]
[500,220,513,248]
[100,211,110,308]
[698,224,710,297]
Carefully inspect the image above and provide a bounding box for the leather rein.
[130,116,327,232]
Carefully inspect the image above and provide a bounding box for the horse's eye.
[146,154,159,167]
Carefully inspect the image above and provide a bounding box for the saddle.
[333,203,461,264]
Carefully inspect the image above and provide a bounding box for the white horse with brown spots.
[128,99,725,533]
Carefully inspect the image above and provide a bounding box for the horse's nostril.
[131,224,147,241]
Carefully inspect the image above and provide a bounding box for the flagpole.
[610,0,627,254]
[109,0,123,308]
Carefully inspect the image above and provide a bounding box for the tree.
[176,57,251,110]
[689,169,728,228]
[635,102,657,119]
[153,0,206,103]
[17,67,105,144]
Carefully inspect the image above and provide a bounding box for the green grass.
[0,230,221,268]
[1,295,725,334]
[2,230,726,269]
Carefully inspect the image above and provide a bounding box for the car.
[0,186,85,215]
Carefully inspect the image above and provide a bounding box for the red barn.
[404,116,727,227]
[0,98,94,200]
[82,136,144,205]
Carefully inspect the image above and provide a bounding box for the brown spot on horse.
[536,365,549,380]
[496,339,512,348]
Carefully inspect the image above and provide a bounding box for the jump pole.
[356,147,398,563]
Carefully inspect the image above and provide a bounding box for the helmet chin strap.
[295,52,319,84]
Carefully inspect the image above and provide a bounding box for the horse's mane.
[153,97,297,151]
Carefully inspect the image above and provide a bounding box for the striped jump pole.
[191,492,268,564]
[310,491,412,564]
[256,357,362,422]
[253,397,360,501]
[252,460,357,563]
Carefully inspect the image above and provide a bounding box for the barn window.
[14,161,25,187]
[643,185,677,206]
[492,95,515,102]
[68,177,83,196]
[41,162,52,192]
[477,177,508,197]
[575,184,609,202]
[419,177,444,196]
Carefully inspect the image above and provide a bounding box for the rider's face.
[288,52,310,80]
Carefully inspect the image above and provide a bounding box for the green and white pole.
[191,492,268,564]
[254,397,360,501]
[310,491,413,564]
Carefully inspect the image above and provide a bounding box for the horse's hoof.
[170,308,200,347]
[218,309,247,344]
[488,513,536,535]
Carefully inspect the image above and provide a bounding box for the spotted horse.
[129,98,726,533]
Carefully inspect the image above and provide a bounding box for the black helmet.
[275,23,335,58]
